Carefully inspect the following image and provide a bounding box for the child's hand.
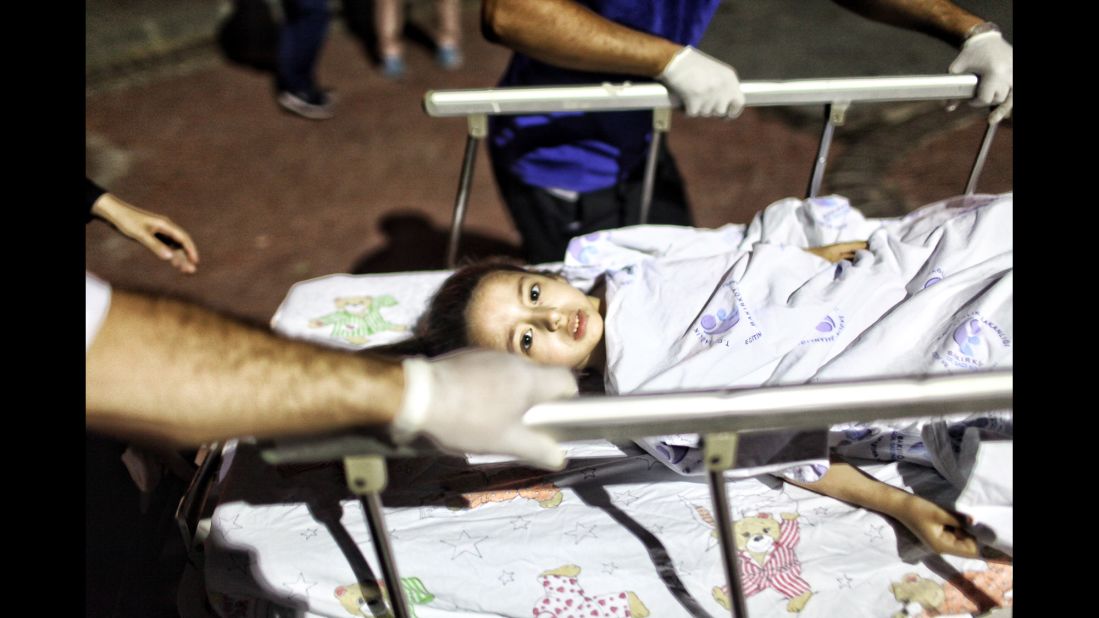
[894,495,979,558]
[804,241,867,263]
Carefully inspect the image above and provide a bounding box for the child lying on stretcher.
[413,247,983,559]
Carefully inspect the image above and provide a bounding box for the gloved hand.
[391,350,578,469]
[949,31,1013,124]
[657,46,745,118]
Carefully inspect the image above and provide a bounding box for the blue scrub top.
[490,0,721,193]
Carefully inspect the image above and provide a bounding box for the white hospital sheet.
[204,442,1012,618]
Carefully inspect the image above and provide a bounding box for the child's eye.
[521,329,534,352]
[530,283,541,303]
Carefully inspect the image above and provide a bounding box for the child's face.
[466,271,603,370]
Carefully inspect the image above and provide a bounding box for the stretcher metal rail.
[262,370,1012,618]
[422,74,1000,267]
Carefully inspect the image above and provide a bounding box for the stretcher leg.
[345,455,412,618]
[705,433,748,617]
[965,121,998,195]
[447,114,487,269]
[806,102,848,199]
[639,108,671,225]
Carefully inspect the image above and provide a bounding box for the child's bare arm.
[786,458,979,558]
[803,241,868,263]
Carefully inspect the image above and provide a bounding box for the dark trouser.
[277,0,331,93]
[491,142,694,264]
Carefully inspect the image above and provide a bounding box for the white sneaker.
[277,89,334,120]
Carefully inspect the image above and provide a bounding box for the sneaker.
[277,89,334,120]
[382,55,406,79]
[436,45,463,70]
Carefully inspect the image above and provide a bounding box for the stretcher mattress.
[204,440,1012,617]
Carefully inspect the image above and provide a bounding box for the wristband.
[657,46,693,79]
[963,22,1001,45]
[391,357,433,444]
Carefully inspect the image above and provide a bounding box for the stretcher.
[177,75,1012,618]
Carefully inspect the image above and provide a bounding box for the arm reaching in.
[86,289,406,446]
[481,0,743,117]
[86,287,576,468]
[786,459,980,557]
[90,191,200,274]
[831,0,1011,122]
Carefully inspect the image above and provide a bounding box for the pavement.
[85,2,1012,615]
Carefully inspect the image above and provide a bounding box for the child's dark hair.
[415,259,530,357]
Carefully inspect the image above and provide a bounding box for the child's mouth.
[573,310,587,341]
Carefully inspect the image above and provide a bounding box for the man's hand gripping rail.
[949,24,1013,123]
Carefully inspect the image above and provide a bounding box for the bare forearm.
[86,291,404,446]
[482,0,681,76]
[790,458,981,557]
[831,0,984,47]
[786,460,911,516]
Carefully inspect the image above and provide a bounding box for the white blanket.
[571,194,1012,548]
[591,193,1012,394]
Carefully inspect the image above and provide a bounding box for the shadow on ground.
[350,211,523,273]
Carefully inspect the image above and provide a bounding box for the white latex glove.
[657,46,745,118]
[391,350,578,470]
[949,31,1013,124]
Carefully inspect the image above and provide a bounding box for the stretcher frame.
[422,74,999,268]
[180,76,1011,618]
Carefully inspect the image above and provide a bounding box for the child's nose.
[540,309,562,331]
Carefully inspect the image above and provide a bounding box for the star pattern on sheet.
[510,516,532,531]
[864,524,887,542]
[282,572,318,602]
[614,489,641,507]
[836,573,854,589]
[813,507,830,517]
[441,530,489,560]
[602,562,618,575]
[675,560,694,577]
[564,522,597,545]
[499,570,515,586]
[389,528,401,541]
[650,524,666,535]
[583,468,598,480]
[299,528,318,540]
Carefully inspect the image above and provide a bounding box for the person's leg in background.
[375,0,406,77]
[491,157,582,264]
[490,142,693,264]
[435,0,463,69]
[276,0,334,119]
